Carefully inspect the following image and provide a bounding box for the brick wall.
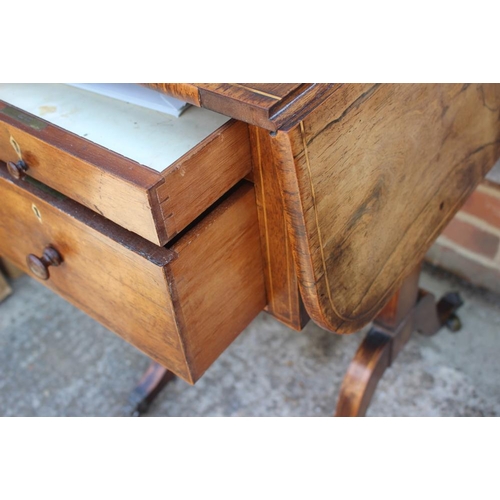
[426,160,500,294]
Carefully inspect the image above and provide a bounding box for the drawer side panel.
[169,183,266,382]
[157,120,252,240]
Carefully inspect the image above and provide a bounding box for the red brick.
[461,188,500,229]
[426,245,500,295]
[442,217,499,259]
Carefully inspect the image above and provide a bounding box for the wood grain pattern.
[157,120,252,240]
[275,84,500,333]
[0,100,166,244]
[335,327,392,417]
[238,84,303,98]
[0,165,190,378]
[250,125,308,330]
[335,266,421,417]
[0,166,265,383]
[197,84,301,127]
[375,263,421,332]
[0,101,251,246]
[143,83,201,106]
[335,265,466,416]
[169,183,266,381]
[144,84,338,131]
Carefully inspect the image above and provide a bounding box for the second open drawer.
[0,165,265,383]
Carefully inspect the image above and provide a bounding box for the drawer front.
[0,166,265,383]
[0,97,252,246]
[0,100,165,244]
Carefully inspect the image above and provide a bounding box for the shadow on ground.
[0,265,499,416]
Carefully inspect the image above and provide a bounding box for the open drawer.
[0,84,251,245]
[0,165,265,383]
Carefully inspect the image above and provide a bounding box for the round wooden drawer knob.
[26,246,63,280]
[7,160,28,180]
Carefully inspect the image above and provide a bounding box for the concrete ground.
[0,264,499,417]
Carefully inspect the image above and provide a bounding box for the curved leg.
[335,264,464,417]
[335,327,392,417]
[122,361,175,417]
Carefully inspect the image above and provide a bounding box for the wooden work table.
[1,83,499,416]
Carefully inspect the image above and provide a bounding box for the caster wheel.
[445,313,462,332]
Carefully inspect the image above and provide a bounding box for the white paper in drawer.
[68,83,190,117]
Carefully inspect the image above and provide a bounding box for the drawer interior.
[0,84,229,172]
[0,84,252,246]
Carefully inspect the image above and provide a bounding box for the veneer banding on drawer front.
[0,84,252,246]
[0,165,266,383]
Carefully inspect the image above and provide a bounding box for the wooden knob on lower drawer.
[7,160,28,180]
[26,246,63,280]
